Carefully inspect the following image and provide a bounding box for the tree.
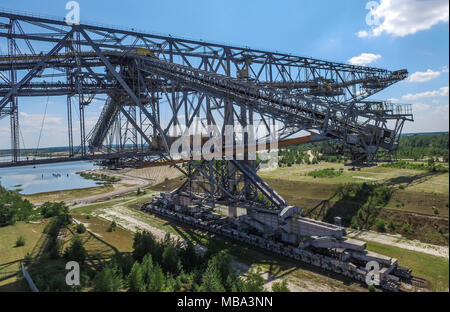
[76,223,86,234]
[0,185,34,226]
[208,251,233,288]
[180,241,202,271]
[64,235,87,264]
[200,260,225,292]
[375,219,386,232]
[39,202,69,218]
[107,220,117,232]
[141,253,154,287]
[272,279,290,292]
[132,231,161,262]
[93,265,123,292]
[162,244,180,274]
[242,268,265,292]
[148,264,165,292]
[128,262,145,292]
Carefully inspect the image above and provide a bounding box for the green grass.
[0,221,47,267]
[260,162,449,218]
[365,240,449,292]
[70,213,134,254]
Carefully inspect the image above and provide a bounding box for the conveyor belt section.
[88,97,120,150]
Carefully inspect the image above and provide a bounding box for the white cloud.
[407,69,441,82]
[442,66,449,73]
[359,0,449,37]
[431,104,449,115]
[348,53,381,66]
[19,112,63,129]
[357,30,369,38]
[402,86,449,100]
[412,103,431,111]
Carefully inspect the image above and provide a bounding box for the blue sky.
[0,0,448,148]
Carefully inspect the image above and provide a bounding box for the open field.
[258,162,449,246]
[0,221,48,291]
[0,221,48,268]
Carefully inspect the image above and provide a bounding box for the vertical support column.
[224,49,236,197]
[206,94,215,209]
[8,19,19,163]
[79,97,86,156]
[67,96,74,156]
[65,39,74,157]
[73,30,86,156]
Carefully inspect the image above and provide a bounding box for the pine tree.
[161,244,179,274]
[64,234,87,264]
[128,262,145,292]
[148,264,165,292]
[141,253,154,289]
[93,265,122,292]
[200,262,225,292]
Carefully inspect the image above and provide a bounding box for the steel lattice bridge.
[0,9,417,291]
[0,9,413,208]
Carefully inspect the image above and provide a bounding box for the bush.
[107,220,117,232]
[388,220,395,231]
[350,217,359,230]
[272,279,290,292]
[15,236,26,247]
[76,223,86,234]
[85,215,91,220]
[23,252,33,265]
[242,268,265,292]
[402,222,412,234]
[368,284,376,292]
[39,202,69,218]
[307,168,342,178]
[375,219,386,232]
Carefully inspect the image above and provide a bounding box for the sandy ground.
[231,260,336,292]
[347,229,449,259]
[119,166,182,184]
[67,170,151,205]
[68,165,182,206]
[352,176,379,181]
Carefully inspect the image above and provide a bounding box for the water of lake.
[0,161,100,195]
